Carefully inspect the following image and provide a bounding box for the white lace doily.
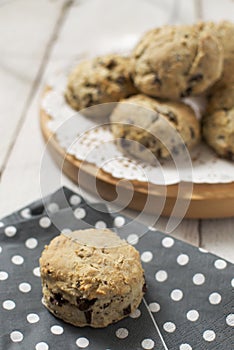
[41,70,234,185]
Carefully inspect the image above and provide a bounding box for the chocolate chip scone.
[202,107,234,160]
[65,54,137,112]
[211,21,234,86]
[202,84,234,160]
[110,94,200,161]
[40,229,146,328]
[132,23,223,100]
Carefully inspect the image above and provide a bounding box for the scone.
[203,83,234,160]
[40,229,146,328]
[65,54,137,112]
[202,107,234,160]
[211,21,234,86]
[206,82,234,114]
[110,94,200,161]
[132,22,223,100]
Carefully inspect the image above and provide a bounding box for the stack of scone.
[65,21,234,161]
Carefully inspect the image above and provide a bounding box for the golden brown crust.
[202,107,234,160]
[40,229,145,327]
[132,23,223,100]
[110,94,200,160]
[65,54,137,111]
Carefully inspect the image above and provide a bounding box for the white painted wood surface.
[0,0,233,262]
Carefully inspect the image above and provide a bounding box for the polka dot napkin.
[0,187,233,350]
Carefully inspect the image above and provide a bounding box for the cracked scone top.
[110,94,200,161]
[65,54,137,111]
[132,22,223,100]
[40,229,146,328]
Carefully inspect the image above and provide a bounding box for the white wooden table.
[0,0,233,262]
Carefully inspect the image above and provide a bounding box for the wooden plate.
[40,89,234,219]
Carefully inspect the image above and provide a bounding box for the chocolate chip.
[85,93,93,106]
[153,75,162,85]
[84,310,92,324]
[123,304,131,315]
[217,135,225,140]
[116,76,126,85]
[120,138,130,149]
[142,282,147,293]
[106,59,117,69]
[76,298,97,311]
[50,293,68,307]
[226,150,234,160]
[172,146,179,155]
[190,127,195,139]
[166,111,178,125]
[103,302,110,309]
[76,281,81,288]
[180,87,192,98]
[189,74,203,83]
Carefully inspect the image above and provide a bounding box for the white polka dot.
[0,271,8,280]
[74,208,86,219]
[203,330,216,342]
[4,226,17,237]
[114,216,125,227]
[39,217,51,228]
[10,331,23,342]
[0,246,2,253]
[148,226,157,231]
[0,221,4,227]
[198,247,208,253]
[209,292,222,305]
[35,342,49,350]
[231,278,234,288]
[20,208,31,219]
[70,194,81,205]
[47,202,59,213]
[163,322,176,333]
[27,313,40,323]
[155,270,168,282]
[177,254,189,266]
[226,314,234,327]
[130,308,141,318]
[180,344,192,350]
[214,259,227,270]
[186,310,199,322]
[170,289,183,301]
[11,255,24,265]
[127,234,139,245]
[3,300,15,310]
[61,228,72,234]
[115,328,129,339]
[25,238,38,249]
[33,267,40,277]
[95,220,107,229]
[141,251,153,263]
[192,273,205,285]
[76,337,89,348]
[162,237,174,248]
[50,325,64,335]
[141,338,155,349]
[19,282,31,293]
[149,302,160,313]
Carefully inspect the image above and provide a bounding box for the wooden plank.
[200,219,234,263]
[0,0,67,172]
